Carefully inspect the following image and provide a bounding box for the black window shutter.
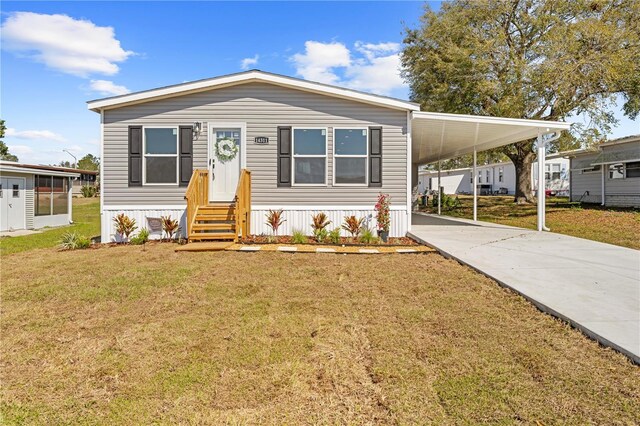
[179,126,193,187]
[277,126,292,187]
[128,126,142,187]
[369,126,382,187]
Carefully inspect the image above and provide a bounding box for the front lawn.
[1,244,638,424]
[0,198,100,256]
[423,195,640,249]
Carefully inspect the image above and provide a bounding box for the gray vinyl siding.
[103,82,408,207]
[570,153,602,204]
[1,172,34,228]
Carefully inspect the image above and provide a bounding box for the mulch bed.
[239,235,419,246]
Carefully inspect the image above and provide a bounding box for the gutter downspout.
[472,123,479,222]
[601,165,606,206]
[437,161,441,215]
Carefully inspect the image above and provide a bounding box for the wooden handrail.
[234,169,251,240]
[184,169,209,236]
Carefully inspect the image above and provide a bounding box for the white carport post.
[472,123,479,222]
[437,161,442,215]
[536,130,546,232]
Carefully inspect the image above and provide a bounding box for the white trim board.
[104,205,407,211]
[88,70,420,113]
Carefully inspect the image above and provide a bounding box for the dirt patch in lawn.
[1,244,639,424]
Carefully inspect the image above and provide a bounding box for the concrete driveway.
[409,213,640,364]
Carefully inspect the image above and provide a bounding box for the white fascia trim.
[0,166,79,178]
[412,111,572,131]
[251,205,407,211]
[87,70,420,113]
[103,205,186,211]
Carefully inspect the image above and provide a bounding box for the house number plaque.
[254,136,269,144]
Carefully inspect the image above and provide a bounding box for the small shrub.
[80,185,97,198]
[359,228,378,244]
[266,209,286,236]
[130,228,150,245]
[113,213,137,241]
[329,228,341,245]
[311,212,331,243]
[341,215,364,239]
[375,193,391,233]
[314,228,329,243]
[59,232,91,250]
[432,192,460,210]
[291,229,308,244]
[161,216,180,241]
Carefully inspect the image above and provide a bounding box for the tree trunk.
[504,141,537,204]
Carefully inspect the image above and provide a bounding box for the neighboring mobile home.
[88,70,570,243]
[0,161,82,232]
[569,135,640,207]
[418,157,570,196]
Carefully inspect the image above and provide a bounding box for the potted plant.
[375,193,391,242]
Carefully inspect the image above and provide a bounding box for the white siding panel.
[251,208,408,238]
[102,208,187,243]
[103,82,408,207]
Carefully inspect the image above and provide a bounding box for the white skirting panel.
[101,207,187,243]
[250,208,408,238]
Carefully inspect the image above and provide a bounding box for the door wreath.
[215,137,239,162]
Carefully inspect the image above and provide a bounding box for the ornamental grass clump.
[291,229,308,244]
[329,228,341,245]
[161,216,180,241]
[359,228,378,244]
[130,228,150,246]
[266,209,286,237]
[113,213,137,242]
[59,232,91,250]
[311,212,331,243]
[341,215,364,241]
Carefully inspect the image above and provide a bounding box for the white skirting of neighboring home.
[101,205,409,242]
[250,206,408,238]
[101,206,187,243]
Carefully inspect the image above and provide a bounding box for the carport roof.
[411,111,572,164]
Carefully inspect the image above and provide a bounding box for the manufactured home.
[569,135,640,207]
[88,70,570,243]
[0,161,85,232]
[418,157,570,196]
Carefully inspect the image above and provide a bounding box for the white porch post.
[67,177,73,224]
[472,123,479,222]
[536,130,546,231]
[601,164,606,206]
[437,161,441,215]
[473,147,477,221]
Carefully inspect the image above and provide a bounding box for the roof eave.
[87,70,420,113]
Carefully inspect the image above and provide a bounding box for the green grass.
[1,244,639,424]
[0,198,100,256]
[423,195,640,249]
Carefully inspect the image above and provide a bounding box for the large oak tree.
[402,0,640,203]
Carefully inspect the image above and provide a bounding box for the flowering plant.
[375,193,391,232]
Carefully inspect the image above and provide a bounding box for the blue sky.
[1,1,638,165]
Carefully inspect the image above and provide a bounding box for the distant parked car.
[545,189,557,197]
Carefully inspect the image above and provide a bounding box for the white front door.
[0,177,26,231]
[209,126,242,201]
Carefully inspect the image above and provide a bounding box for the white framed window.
[485,169,490,183]
[333,128,368,186]
[609,163,624,179]
[498,167,504,182]
[143,127,179,185]
[551,163,561,180]
[478,171,482,183]
[626,161,640,178]
[292,128,327,185]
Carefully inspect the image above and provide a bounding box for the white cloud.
[5,128,66,142]
[290,40,406,95]
[90,79,130,96]
[1,11,133,77]
[291,41,351,85]
[240,55,259,70]
[6,145,34,156]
